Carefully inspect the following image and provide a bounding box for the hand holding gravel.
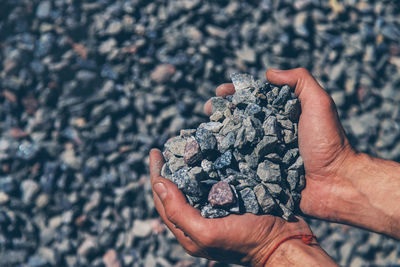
[150,68,350,266]
[161,72,304,220]
[151,68,400,265]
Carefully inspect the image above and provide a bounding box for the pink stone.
[183,138,201,165]
[150,64,176,83]
[208,181,235,207]
[103,249,121,267]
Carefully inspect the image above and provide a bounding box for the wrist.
[300,146,359,221]
[266,238,337,267]
[249,218,314,266]
[323,152,400,239]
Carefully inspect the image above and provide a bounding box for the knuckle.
[165,207,179,224]
[296,67,310,76]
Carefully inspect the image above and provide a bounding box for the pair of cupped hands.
[149,68,358,266]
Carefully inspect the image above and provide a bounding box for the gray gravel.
[0,0,400,266]
[162,73,304,220]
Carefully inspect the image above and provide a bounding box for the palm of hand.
[297,94,352,218]
[191,214,278,264]
[194,214,311,265]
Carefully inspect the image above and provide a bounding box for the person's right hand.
[204,68,357,222]
[261,69,400,240]
[265,68,357,221]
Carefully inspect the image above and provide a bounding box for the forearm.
[327,152,400,239]
[265,239,337,267]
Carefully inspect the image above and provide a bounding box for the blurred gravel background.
[1,0,400,266]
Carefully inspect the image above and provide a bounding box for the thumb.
[266,68,330,107]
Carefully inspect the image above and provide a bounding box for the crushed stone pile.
[162,73,304,220]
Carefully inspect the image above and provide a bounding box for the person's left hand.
[149,149,313,266]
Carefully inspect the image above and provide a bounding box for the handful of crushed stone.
[161,73,305,220]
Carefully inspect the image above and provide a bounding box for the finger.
[204,99,212,116]
[150,148,202,254]
[266,68,328,106]
[152,177,211,242]
[152,188,201,255]
[204,83,235,116]
[149,148,165,181]
[216,83,235,97]
[150,149,223,248]
[265,68,341,128]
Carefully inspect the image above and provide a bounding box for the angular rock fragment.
[254,184,277,213]
[282,148,299,166]
[168,156,185,172]
[255,136,278,157]
[211,97,229,114]
[161,164,172,179]
[283,129,296,144]
[172,168,202,197]
[189,166,204,181]
[279,203,294,221]
[208,181,235,207]
[278,119,293,130]
[199,122,223,133]
[201,204,230,219]
[165,137,187,157]
[183,137,202,165]
[273,85,291,106]
[289,156,304,170]
[195,128,217,152]
[244,124,257,144]
[201,159,214,173]
[162,149,174,162]
[220,117,241,135]
[265,183,283,197]
[235,177,259,190]
[214,151,232,169]
[234,127,246,149]
[257,160,282,183]
[287,170,300,191]
[210,111,224,122]
[244,152,259,169]
[180,129,196,137]
[285,99,300,121]
[297,174,306,191]
[239,188,259,214]
[230,73,255,91]
[263,115,279,136]
[245,103,262,116]
[218,132,235,153]
[232,90,257,106]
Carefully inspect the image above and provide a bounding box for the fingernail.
[269,69,283,73]
[154,182,167,200]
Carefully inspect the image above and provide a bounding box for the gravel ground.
[0,0,400,266]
